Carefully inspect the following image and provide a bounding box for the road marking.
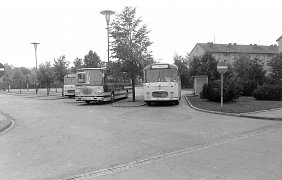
[58,123,282,180]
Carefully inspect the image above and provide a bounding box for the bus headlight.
[170,91,174,98]
[96,91,102,95]
[146,91,150,98]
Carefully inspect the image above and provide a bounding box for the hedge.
[253,85,282,101]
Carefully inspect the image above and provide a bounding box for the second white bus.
[143,64,181,105]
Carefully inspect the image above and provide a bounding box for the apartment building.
[189,42,278,65]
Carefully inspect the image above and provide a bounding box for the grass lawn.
[187,95,282,113]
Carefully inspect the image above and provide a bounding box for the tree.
[188,52,220,80]
[110,6,154,101]
[71,57,83,73]
[2,63,13,91]
[53,55,70,95]
[173,53,190,88]
[83,50,102,68]
[12,68,25,91]
[233,55,266,95]
[37,61,54,95]
[268,53,282,85]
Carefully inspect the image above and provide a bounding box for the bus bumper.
[75,96,104,102]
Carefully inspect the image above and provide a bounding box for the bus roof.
[144,64,178,71]
[76,67,106,71]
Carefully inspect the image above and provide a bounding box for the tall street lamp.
[100,10,115,65]
[31,42,40,94]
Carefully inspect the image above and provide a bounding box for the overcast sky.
[0,0,281,68]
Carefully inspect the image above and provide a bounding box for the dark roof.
[277,35,282,42]
[198,43,278,54]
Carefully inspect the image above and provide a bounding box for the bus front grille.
[82,88,92,95]
[152,91,168,98]
[67,90,75,93]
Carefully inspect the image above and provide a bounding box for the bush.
[200,80,241,102]
[241,80,258,96]
[253,85,282,101]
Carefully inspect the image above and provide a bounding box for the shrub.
[253,85,282,101]
[200,80,241,102]
[241,80,258,96]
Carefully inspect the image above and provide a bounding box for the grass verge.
[187,96,282,113]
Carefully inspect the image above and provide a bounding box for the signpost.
[217,61,228,111]
[0,63,5,84]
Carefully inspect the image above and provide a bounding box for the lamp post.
[31,42,40,94]
[100,10,115,65]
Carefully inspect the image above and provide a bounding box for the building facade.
[189,42,278,65]
[277,35,282,53]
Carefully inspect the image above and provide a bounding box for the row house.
[189,42,279,66]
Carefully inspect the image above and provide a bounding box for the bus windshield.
[64,76,76,85]
[77,70,103,85]
[145,69,178,83]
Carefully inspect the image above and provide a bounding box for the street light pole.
[31,42,40,94]
[100,10,115,66]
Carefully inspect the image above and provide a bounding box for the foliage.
[110,6,154,101]
[110,6,153,79]
[12,68,25,89]
[83,50,102,68]
[53,55,70,85]
[173,53,191,88]
[37,61,54,89]
[253,85,282,101]
[232,56,266,96]
[267,53,282,85]
[71,57,84,73]
[200,80,241,102]
[2,63,13,89]
[188,52,220,80]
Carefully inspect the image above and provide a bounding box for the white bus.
[63,73,76,97]
[75,68,131,104]
[143,64,181,105]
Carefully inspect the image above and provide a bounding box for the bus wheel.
[175,100,179,105]
[85,101,91,104]
[146,101,151,106]
[125,90,129,98]
[111,92,115,103]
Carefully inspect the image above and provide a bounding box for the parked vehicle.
[75,68,131,103]
[63,73,76,97]
[143,63,181,105]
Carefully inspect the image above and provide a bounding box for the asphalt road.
[0,89,281,180]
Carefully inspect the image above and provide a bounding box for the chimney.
[234,43,237,45]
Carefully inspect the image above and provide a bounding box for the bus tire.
[146,101,151,106]
[175,100,179,105]
[85,101,91,104]
[111,92,115,103]
[125,89,129,98]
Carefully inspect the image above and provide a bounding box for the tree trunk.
[131,78,135,102]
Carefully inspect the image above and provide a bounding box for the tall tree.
[2,63,13,91]
[12,68,24,90]
[53,55,70,95]
[173,53,190,88]
[188,52,220,80]
[37,61,54,95]
[110,6,154,101]
[83,50,102,68]
[268,53,282,85]
[71,57,83,73]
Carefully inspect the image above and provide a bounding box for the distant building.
[189,42,278,65]
[276,35,282,53]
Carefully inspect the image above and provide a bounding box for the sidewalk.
[113,94,145,107]
[0,113,12,134]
